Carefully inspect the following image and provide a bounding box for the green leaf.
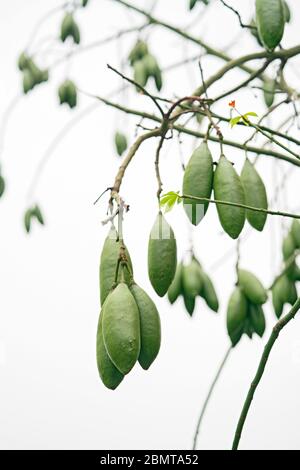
[229,116,242,128]
[160,191,181,212]
[244,111,258,117]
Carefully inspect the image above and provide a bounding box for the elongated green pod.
[167,263,183,304]
[61,13,80,44]
[182,142,214,225]
[238,269,268,304]
[291,220,300,248]
[200,272,219,312]
[96,309,124,390]
[130,283,161,370]
[18,52,29,71]
[128,40,148,65]
[282,233,296,260]
[181,260,202,298]
[133,60,148,88]
[213,155,245,239]
[153,66,162,91]
[227,287,247,346]
[148,212,177,297]
[143,54,159,76]
[263,78,276,107]
[0,174,5,198]
[189,0,198,9]
[249,303,266,337]
[102,283,140,375]
[240,159,268,231]
[256,0,285,50]
[99,226,133,306]
[182,289,196,316]
[274,274,297,308]
[114,131,128,157]
[272,281,284,318]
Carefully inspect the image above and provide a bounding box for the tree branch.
[192,346,232,450]
[79,91,300,167]
[180,193,300,220]
[232,297,300,450]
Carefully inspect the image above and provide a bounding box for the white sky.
[0,0,300,450]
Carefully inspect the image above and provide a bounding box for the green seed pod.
[200,272,219,312]
[148,212,177,297]
[32,205,45,225]
[0,174,5,198]
[82,0,89,7]
[143,54,159,76]
[291,220,300,248]
[26,59,45,85]
[182,289,196,316]
[23,69,35,94]
[256,0,285,50]
[288,280,298,305]
[99,226,133,306]
[272,281,284,318]
[274,274,297,307]
[213,155,245,239]
[238,269,268,304]
[60,13,80,44]
[167,262,183,304]
[58,80,77,108]
[182,260,202,298]
[128,40,148,66]
[96,309,124,390]
[114,132,128,157]
[18,52,30,71]
[153,66,163,92]
[133,59,148,88]
[263,78,276,107]
[289,263,300,282]
[130,283,161,370]
[189,0,198,9]
[283,1,291,23]
[182,142,214,226]
[24,209,32,233]
[282,233,296,260]
[248,303,266,337]
[102,283,140,375]
[243,317,254,339]
[240,158,268,231]
[227,287,247,347]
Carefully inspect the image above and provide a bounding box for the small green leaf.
[229,116,241,128]
[160,191,181,212]
[244,111,258,117]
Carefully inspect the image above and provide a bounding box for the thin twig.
[180,193,300,220]
[232,297,300,450]
[219,0,256,30]
[107,63,165,116]
[192,346,232,450]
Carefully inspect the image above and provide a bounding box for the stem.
[82,92,300,167]
[181,194,300,220]
[192,346,232,450]
[232,297,300,450]
[154,133,166,201]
